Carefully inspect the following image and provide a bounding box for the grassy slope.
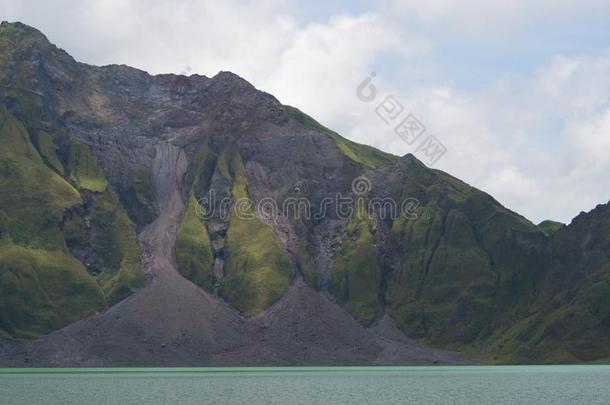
[0,244,104,339]
[221,152,294,316]
[64,141,108,192]
[386,161,548,354]
[537,220,564,236]
[33,130,63,174]
[389,204,496,343]
[0,108,81,249]
[93,189,143,304]
[481,265,610,364]
[283,105,396,169]
[0,106,143,338]
[53,131,143,305]
[63,189,144,304]
[175,145,216,291]
[483,209,610,363]
[175,193,214,291]
[174,146,294,316]
[330,199,383,324]
[0,108,105,338]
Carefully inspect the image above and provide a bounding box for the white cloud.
[261,14,407,120]
[385,0,610,33]
[535,54,610,117]
[569,109,610,161]
[0,0,297,80]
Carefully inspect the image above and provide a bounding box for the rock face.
[0,22,609,365]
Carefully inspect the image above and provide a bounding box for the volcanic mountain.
[0,22,608,366]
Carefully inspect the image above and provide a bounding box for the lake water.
[1,366,610,404]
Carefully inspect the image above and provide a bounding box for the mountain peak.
[394,152,426,171]
[0,21,52,47]
[213,70,248,82]
[0,21,77,82]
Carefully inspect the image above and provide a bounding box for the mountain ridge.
[0,22,609,365]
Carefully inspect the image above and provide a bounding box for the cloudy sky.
[2,0,610,224]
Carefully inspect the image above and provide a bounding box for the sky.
[2,0,610,224]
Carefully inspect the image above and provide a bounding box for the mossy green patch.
[216,148,233,180]
[0,108,114,338]
[389,204,498,344]
[93,191,143,303]
[0,107,81,250]
[283,105,396,169]
[0,242,104,339]
[482,269,610,364]
[537,220,564,236]
[175,144,217,291]
[0,108,143,337]
[385,171,548,352]
[63,189,144,305]
[176,193,214,291]
[32,130,63,174]
[330,199,382,325]
[63,140,108,192]
[221,152,293,316]
[388,204,446,337]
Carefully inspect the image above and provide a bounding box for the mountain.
[0,22,608,366]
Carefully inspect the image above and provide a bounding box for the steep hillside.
[486,203,610,362]
[0,22,609,365]
[0,105,142,339]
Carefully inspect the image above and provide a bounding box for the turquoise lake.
[1,366,610,404]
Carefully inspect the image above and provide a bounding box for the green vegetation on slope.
[33,130,63,174]
[0,108,106,338]
[175,145,294,315]
[175,193,214,291]
[0,243,104,339]
[389,205,496,343]
[389,204,445,338]
[221,152,293,316]
[330,199,383,325]
[283,105,396,169]
[54,131,143,304]
[63,189,144,304]
[537,220,564,236]
[175,144,216,291]
[94,189,143,304]
[0,107,143,337]
[0,107,80,250]
[57,136,108,192]
[481,269,610,364]
[480,206,610,363]
[383,163,544,351]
